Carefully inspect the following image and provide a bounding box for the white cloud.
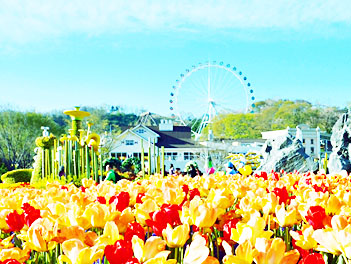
[0,0,350,44]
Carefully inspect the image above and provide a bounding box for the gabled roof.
[118,125,203,149]
[116,128,143,141]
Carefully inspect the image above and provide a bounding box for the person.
[58,166,65,178]
[226,161,238,175]
[188,164,197,178]
[105,164,121,184]
[169,164,175,175]
[196,168,202,176]
[175,168,181,176]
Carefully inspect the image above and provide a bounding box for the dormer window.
[136,129,145,134]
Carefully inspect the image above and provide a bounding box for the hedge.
[1,169,33,184]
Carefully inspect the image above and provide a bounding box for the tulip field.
[0,170,351,264]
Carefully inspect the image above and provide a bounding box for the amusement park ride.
[169,61,256,140]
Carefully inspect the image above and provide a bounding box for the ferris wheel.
[169,61,256,140]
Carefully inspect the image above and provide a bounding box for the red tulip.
[182,184,189,195]
[272,186,291,205]
[104,239,136,264]
[21,203,41,227]
[125,258,140,264]
[223,218,240,242]
[298,253,325,264]
[306,206,330,230]
[0,260,22,264]
[124,222,145,243]
[6,210,25,232]
[136,193,145,204]
[189,188,200,200]
[255,171,268,180]
[146,210,172,236]
[109,192,130,212]
[161,204,181,226]
[96,196,106,204]
[80,186,86,192]
[312,184,328,193]
[272,172,280,181]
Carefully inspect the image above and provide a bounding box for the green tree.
[0,109,64,170]
[210,113,260,139]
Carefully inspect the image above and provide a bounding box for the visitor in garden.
[105,164,121,183]
[58,166,65,178]
[188,164,197,177]
[169,164,175,175]
[226,161,238,175]
[175,168,181,176]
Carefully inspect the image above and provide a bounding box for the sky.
[0,0,351,118]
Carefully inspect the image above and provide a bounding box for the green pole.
[141,139,145,179]
[148,138,151,176]
[161,146,165,177]
[153,138,156,174]
[94,151,98,182]
[99,152,103,183]
[85,145,90,179]
[42,148,45,179]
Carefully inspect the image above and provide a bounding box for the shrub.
[1,169,33,184]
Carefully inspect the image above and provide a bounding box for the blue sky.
[0,0,350,117]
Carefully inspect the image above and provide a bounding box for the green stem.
[174,247,178,263]
[285,226,290,251]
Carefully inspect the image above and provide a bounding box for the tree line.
[204,99,348,139]
[0,100,348,173]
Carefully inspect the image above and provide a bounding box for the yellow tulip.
[274,204,299,227]
[95,221,121,246]
[312,222,351,258]
[135,198,159,225]
[0,209,12,230]
[231,215,273,245]
[113,207,135,233]
[27,218,57,252]
[183,233,209,264]
[0,245,31,263]
[59,238,104,264]
[82,203,110,228]
[254,237,300,264]
[162,223,190,248]
[290,225,317,250]
[206,189,233,209]
[132,235,168,263]
[222,240,257,264]
[326,195,342,215]
[189,196,222,228]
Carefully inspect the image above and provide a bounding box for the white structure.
[261,124,331,159]
[109,121,206,172]
[200,139,266,154]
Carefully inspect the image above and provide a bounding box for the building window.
[184,152,195,160]
[311,147,314,153]
[165,152,178,161]
[311,139,314,144]
[126,140,134,145]
[136,129,145,134]
[133,153,141,158]
[114,153,127,159]
[302,139,305,144]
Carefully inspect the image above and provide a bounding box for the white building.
[261,124,332,159]
[109,120,206,172]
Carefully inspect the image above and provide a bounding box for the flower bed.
[0,171,350,264]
